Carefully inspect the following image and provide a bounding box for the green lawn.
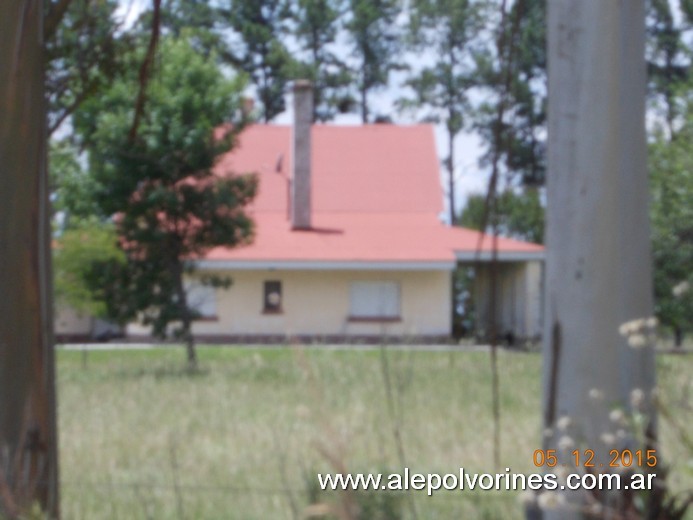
[57,347,693,519]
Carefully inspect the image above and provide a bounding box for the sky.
[115,0,492,222]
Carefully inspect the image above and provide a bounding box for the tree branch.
[128,0,162,142]
[48,81,99,136]
[44,0,74,41]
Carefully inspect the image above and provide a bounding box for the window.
[263,280,283,313]
[185,281,217,320]
[349,281,400,320]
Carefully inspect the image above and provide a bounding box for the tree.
[473,0,691,188]
[649,113,693,346]
[345,0,401,123]
[53,218,126,321]
[77,37,258,369]
[160,0,225,56]
[1,0,59,516]
[474,0,547,188]
[539,2,655,518]
[459,188,544,244]
[290,0,353,121]
[221,0,293,122]
[643,0,693,346]
[50,139,102,225]
[45,0,127,136]
[402,0,484,224]
[646,0,691,138]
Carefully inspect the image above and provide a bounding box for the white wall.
[55,304,92,337]
[127,269,452,338]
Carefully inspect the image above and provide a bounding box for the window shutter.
[349,281,400,318]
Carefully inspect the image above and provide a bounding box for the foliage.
[646,3,693,343]
[50,139,101,225]
[53,218,126,320]
[473,0,547,188]
[459,188,544,244]
[159,0,226,56]
[344,0,402,123]
[401,0,485,222]
[45,0,128,136]
[76,37,257,366]
[289,0,353,121]
[646,0,692,136]
[649,112,693,344]
[221,0,294,122]
[472,0,693,190]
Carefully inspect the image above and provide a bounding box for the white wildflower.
[600,432,616,444]
[630,388,645,409]
[537,491,565,511]
[620,316,657,348]
[557,416,572,431]
[620,317,657,337]
[589,388,604,401]
[632,318,645,330]
[616,429,628,440]
[609,409,626,424]
[586,501,604,516]
[628,333,648,349]
[672,280,690,297]
[558,435,575,451]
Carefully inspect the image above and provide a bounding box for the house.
[124,82,545,343]
[55,305,122,343]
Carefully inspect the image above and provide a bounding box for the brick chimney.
[292,80,313,230]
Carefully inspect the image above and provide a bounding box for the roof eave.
[195,259,456,271]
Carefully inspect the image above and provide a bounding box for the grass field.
[57,346,692,519]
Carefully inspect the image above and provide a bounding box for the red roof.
[204,124,543,269]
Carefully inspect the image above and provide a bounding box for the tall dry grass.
[56,347,692,519]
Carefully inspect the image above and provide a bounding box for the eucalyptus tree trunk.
[0,0,60,517]
[540,1,654,518]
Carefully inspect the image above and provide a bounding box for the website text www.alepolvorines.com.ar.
[317,467,657,497]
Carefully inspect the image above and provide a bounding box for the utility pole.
[540,1,654,517]
[0,0,60,517]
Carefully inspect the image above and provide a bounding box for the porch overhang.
[454,250,545,262]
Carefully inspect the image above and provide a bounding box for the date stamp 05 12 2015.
[533,449,657,470]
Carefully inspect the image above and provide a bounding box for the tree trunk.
[172,266,197,370]
[360,84,368,124]
[183,317,197,371]
[674,327,683,348]
[541,1,654,517]
[0,0,60,517]
[447,131,456,225]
